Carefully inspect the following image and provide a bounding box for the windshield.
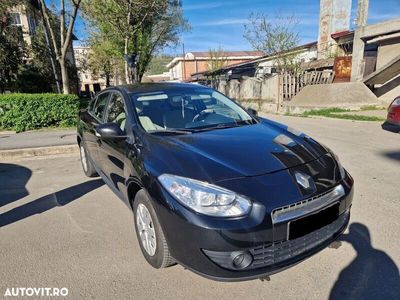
[131,87,254,133]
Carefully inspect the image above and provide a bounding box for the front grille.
[248,211,349,269]
[272,184,345,223]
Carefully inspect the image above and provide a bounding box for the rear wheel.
[133,190,175,268]
[79,143,98,177]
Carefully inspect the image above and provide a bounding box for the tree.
[145,55,172,75]
[82,0,188,83]
[0,0,26,92]
[207,46,228,72]
[38,0,82,94]
[244,13,300,72]
[16,23,79,93]
[86,38,123,87]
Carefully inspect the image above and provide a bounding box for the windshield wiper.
[148,129,193,135]
[191,123,242,132]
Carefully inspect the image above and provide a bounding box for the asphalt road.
[1,115,399,299]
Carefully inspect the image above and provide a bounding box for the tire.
[133,189,175,268]
[79,142,98,177]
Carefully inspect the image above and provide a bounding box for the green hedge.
[0,94,80,132]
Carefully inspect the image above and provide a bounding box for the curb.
[0,144,78,160]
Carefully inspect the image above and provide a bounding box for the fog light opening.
[231,251,253,270]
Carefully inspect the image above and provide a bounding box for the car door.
[98,91,129,193]
[84,91,111,170]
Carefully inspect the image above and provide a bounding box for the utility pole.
[38,0,61,93]
[351,0,369,82]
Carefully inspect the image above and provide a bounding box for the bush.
[0,93,80,132]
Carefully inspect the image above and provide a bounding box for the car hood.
[144,118,329,182]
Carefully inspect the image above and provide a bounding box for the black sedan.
[77,83,354,281]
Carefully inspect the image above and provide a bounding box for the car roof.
[115,82,210,94]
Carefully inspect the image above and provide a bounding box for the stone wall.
[211,75,280,113]
[214,75,280,102]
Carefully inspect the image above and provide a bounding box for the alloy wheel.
[136,203,157,256]
[80,145,88,172]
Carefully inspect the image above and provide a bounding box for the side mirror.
[95,123,127,139]
[247,107,258,116]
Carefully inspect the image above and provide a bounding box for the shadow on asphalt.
[329,223,400,300]
[380,150,400,162]
[0,163,32,207]
[0,178,104,227]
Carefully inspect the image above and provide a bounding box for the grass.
[302,108,349,116]
[360,105,386,111]
[297,107,386,122]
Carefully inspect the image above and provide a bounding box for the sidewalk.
[0,129,78,160]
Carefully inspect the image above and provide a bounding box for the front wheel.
[133,190,175,268]
[79,143,98,177]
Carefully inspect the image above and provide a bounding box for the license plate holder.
[289,203,340,240]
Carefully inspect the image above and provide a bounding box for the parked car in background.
[77,83,354,281]
[382,96,400,133]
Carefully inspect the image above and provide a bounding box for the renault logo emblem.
[295,172,314,190]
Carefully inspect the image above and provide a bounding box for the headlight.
[158,174,252,217]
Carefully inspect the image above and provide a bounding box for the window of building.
[28,15,38,34]
[9,13,22,26]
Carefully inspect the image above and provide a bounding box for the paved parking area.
[1,115,399,299]
[0,129,76,150]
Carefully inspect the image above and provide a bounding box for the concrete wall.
[239,77,262,100]
[285,82,382,113]
[374,38,400,104]
[376,41,400,69]
[352,18,400,82]
[211,76,281,113]
[170,62,183,81]
[215,76,280,102]
[375,75,400,105]
[226,80,240,99]
[217,80,227,95]
[261,75,280,101]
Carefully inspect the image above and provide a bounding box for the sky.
[71,0,400,54]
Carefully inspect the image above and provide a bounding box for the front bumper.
[150,175,354,281]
